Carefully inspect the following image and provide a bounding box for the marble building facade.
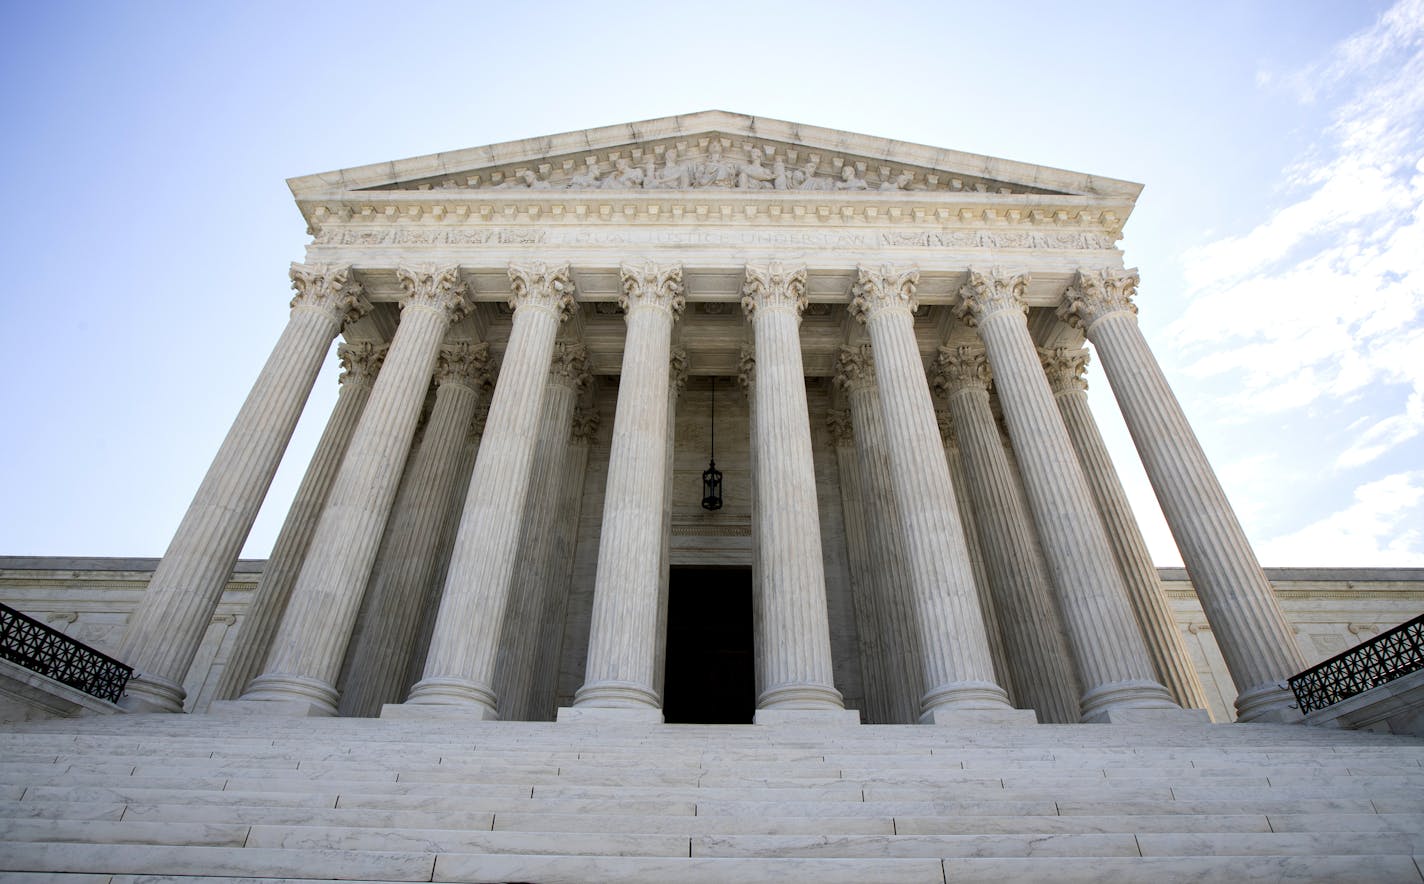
[105,112,1318,726]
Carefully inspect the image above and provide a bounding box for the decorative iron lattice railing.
[0,603,133,703]
[1289,613,1424,714]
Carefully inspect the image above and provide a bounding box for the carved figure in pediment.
[645,148,692,189]
[737,148,776,190]
[878,171,916,192]
[600,157,644,189]
[569,163,601,189]
[694,141,738,187]
[495,169,553,190]
[836,165,869,191]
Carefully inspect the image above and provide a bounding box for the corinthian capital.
[1039,347,1090,395]
[955,267,1029,327]
[1058,267,1140,331]
[396,264,472,323]
[832,344,876,393]
[932,346,992,397]
[826,409,854,445]
[289,263,371,327]
[508,262,576,321]
[549,341,591,390]
[848,264,919,324]
[435,342,492,391]
[742,262,808,318]
[619,261,686,318]
[337,341,387,389]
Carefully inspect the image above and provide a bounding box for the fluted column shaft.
[742,263,843,710]
[406,263,575,715]
[216,343,384,700]
[337,343,491,717]
[935,350,1080,723]
[835,347,923,724]
[118,265,368,712]
[528,409,598,720]
[495,344,587,720]
[242,266,469,714]
[1043,347,1211,712]
[575,262,684,710]
[959,269,1177,721]
[851,266,1012,721]
[828,411,891,724]
[1061,269,1305,721]
[938,414,1015,703]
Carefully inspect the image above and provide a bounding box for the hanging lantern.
[701,376,723,511]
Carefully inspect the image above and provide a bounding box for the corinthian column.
[119,264,369,712]
[957,268,1183,722]
[338,342,493,717]
[849,266,1022,724]
[833,345,923,724]
[741,263,848,720]
[216,341,386,701]
[827,410,890,724]
[569,261,684,719]
[495,342,589,721]
[236,265,470,715]
[932,348,1080,723]
[1059,269,1305,721]
[404,263,575,717]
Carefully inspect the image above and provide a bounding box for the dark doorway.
[663,567,755,724]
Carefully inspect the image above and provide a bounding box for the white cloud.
[1256,471,1424,565]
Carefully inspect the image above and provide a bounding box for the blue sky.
[0,1,1419,567]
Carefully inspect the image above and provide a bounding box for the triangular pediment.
[288,110,1141,202]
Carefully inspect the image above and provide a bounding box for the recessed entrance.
[663,567,755,724]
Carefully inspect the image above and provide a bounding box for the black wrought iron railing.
[0,603,133,703]
[1288,613,1424,714]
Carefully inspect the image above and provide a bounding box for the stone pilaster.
[933,347,1080,723]
[404,263,575,716]
[935,409,1015,704]
[1060,268,1305,721]
[828,409,891,724]
[337,342,493,717]
[741,262,846,715]
[833,345,923,724]
[571,261,684,717]
[849,266,1019,724]
[528,407,599,720]
[238,265,469,715]
[215,341,385,701]
[494,342,589,721]
[119,264,369,713]
[957,268,1180,722]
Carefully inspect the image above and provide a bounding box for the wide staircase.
[0,713,1422,882]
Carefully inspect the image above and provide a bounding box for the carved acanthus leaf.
[435,342,492,390]
[395,264,471,323]
[826,409,854,444]
[1039,347,1090,394]
[955,267,1029,327]
[337,341,387,388]
[833,344,876,392]
[1058,267,1140,330]
[742,262,808,317]
[508,262,577,321]
[618,261,686,317]
[290,263,371,327]
[549,342,591,390]
[932,346,992,396]
[848,264,919,323]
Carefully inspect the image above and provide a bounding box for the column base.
[557,706,664,724]
[235,673,339,716]
[381,703,499,721]
[117,673,186,714]
[920,707,1038,726]
[1234,681,1304,724]
[1079,678,1186,723]
[572,679,661,709]
[208,698,333,718]
[756,682,845,710]
[754,708,861,726]
[403,676,499,718]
